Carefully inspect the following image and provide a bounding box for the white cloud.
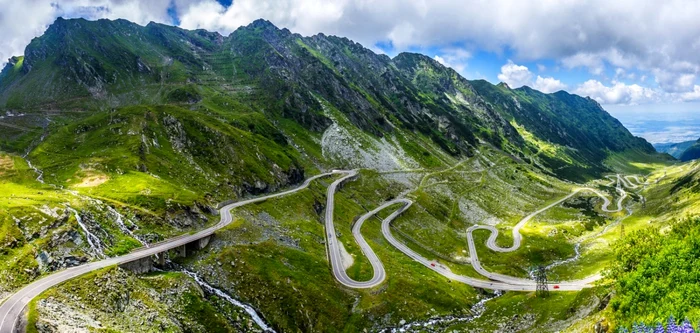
[615,68,625,78]
[574,80,658,105]
[178,1,228,30]
[681,85,700,102]
[432,48,470,74]
[497,61,566,93]
[57,0,173,25]
[3,0,700,105]
[167,0,700,87]
[433,55,447,66]
[178,0,349,37]
[0,0,57,67]
[654,70,697,93]
[0,0,173,67]
[562,53,606,75]
[497,61,532,88]
[533,76,567,93]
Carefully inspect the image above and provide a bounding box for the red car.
[553,285,560,289]
[430,263,436,267]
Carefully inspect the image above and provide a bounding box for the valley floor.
[0,143,679,332]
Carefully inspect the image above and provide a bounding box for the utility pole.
[535,266,549,298]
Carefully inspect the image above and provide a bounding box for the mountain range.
[0,18,663,184]
[0,17,682,332]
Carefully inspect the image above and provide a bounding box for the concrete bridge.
[0,171,342,333]
[119,235,212,274]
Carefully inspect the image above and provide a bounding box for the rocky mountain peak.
[248,18,278,30]
[0,17,661,180]
[497,82,511,89]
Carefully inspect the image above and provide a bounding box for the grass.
[167,144,654,331]
[12,138,677,332]
[177,171,484,331]
[0,154,86,291]
[511,120,577,166]
[11,132,679,332]
[0,18,686,332]
[27,104,307,213]
[76,171,199,212]
[604,148,676,175]
[454,287,608,332]
[26,266,254,332]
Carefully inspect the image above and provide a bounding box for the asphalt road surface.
[336,174,642,291]
[323,170,412,288]
[0,170,649,332]
[0,171,341,333]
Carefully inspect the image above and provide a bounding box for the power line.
[535,265,549,298]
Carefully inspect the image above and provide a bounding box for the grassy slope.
[29,104,304,210]
[555,160,700,330]
[14,121,674,332]
[179,172,479,332]
[0,18,680,333]
[27,267,258,332]
[2,90,673,332]
[0,153,86,292]
[172,143,648,331]
[554,159,700,330]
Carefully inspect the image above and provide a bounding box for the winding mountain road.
[0,169,651,332]
[464,181,627,287]
[324,172,642,291]
[377,198,599,291]
[323,169,388,288]
[0,171,343,333]
[324,172,415,288]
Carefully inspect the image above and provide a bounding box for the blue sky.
[3,0,700,142]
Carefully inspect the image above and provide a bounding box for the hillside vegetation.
[0,18,662,181]
[0,17,680,333]
[654,140,695,159]
[679,139,700,162]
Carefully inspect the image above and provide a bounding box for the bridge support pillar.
[154,253,166,266]
[119,257,152,274]
[197,235,211,250]
[175,244,186,258]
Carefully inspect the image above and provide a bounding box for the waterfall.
[105,206,149,247]
[65,206,106,258]
[182,270,276,332]
[22,133,46,184]
[24,159,44,184]
[67,190,148,248]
